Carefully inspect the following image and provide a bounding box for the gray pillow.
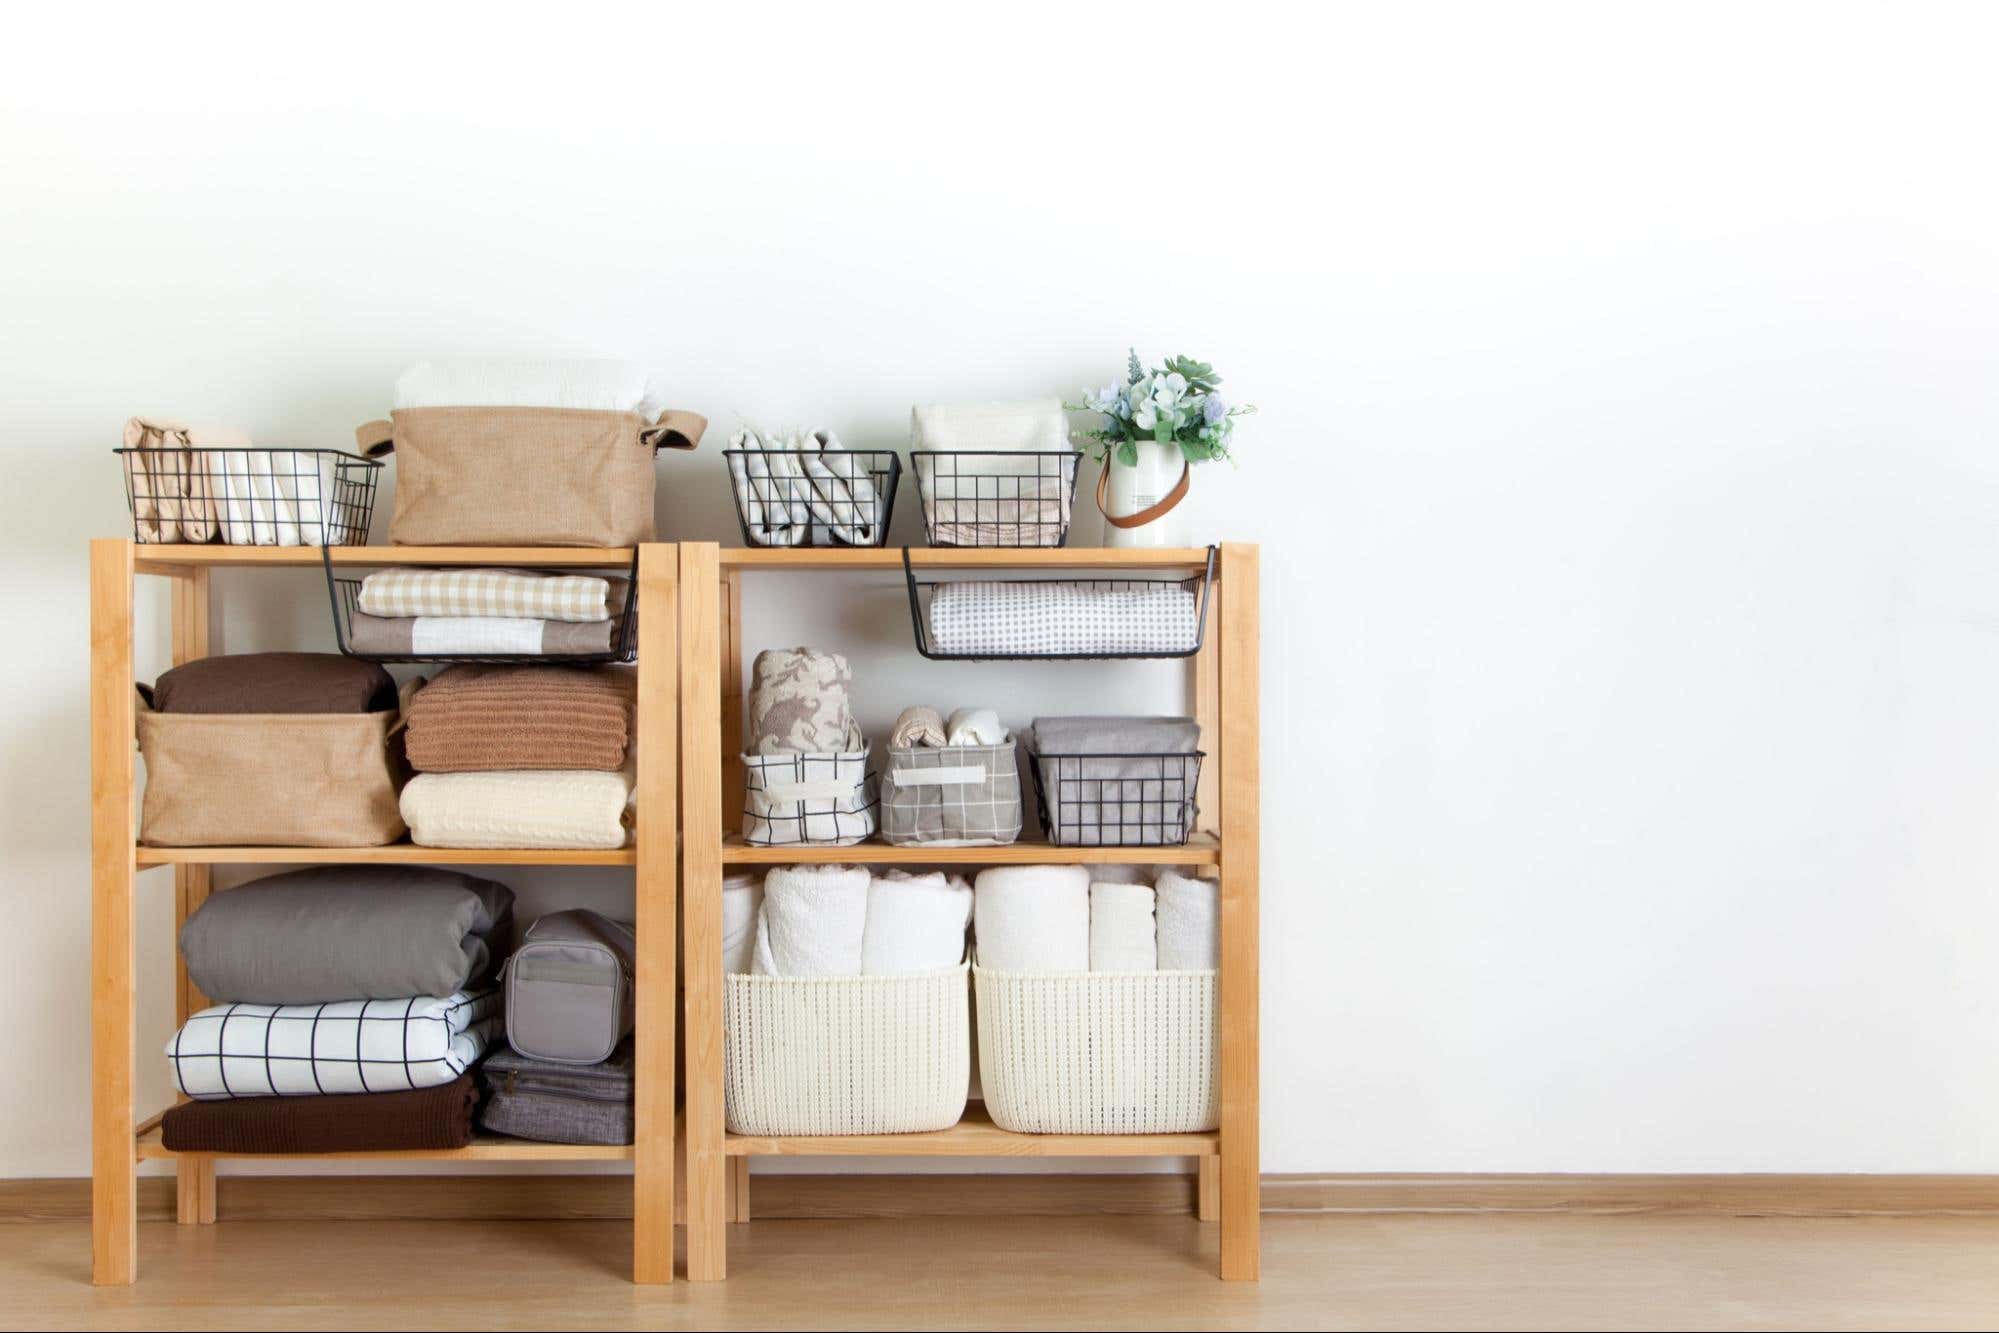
[179,866,515,1004]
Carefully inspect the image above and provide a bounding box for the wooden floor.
[7,1213,1999,1330]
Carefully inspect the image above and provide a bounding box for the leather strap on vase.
[1095,455,1191,528]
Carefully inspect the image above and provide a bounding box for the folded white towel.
[400,764,635,850]
[395,359,663,416]
[752,864,871,977]
[911,399,1070,454]
[945,707,1005,746]
[1089,881,1157,973]
[722,871,764,976]
[973,865,1090,973]
[862,870,972,975]
[1155,870,1220,971]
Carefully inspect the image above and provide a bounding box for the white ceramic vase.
[1102,441,1189,548]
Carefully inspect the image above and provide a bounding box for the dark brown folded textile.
[150,652,397,715]
[405,665,635,773]
[159,1074,478,1153]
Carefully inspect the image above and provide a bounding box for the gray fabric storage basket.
[477,1040,633,1145]
[879,740,1022,847]
[503,909,635,1065]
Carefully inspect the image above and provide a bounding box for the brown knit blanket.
[160,1074,478,1153]
[405,665,635,773]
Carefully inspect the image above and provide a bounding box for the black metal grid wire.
[323,547,641,666]
[114,447,381,545]
[723,450,901,548]
[903,545,1217,661]
[1027,750,1205,847]
[910,450,1081,547]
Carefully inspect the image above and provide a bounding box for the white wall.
[6,2,1999,1178]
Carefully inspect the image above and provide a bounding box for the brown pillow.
[150,652,397,715]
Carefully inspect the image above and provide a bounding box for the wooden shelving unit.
[88,540,682,1286]
[677,541,1261,1281]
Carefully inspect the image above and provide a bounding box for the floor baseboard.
[9,1172,1999,1222]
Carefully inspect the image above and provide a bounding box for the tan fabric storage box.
[358,406,703,548]
[136,690,409,847]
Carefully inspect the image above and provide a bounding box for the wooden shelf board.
[131,545,636,569]
[725,1104,1217,1158]
[135,1127,633,1163]
[137,844,637,867]
[720,833,1219,866]
[719,546,1212,572]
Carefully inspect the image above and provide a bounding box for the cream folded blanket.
[862,871,972,975]
[1089,881,1157,973]
[890,705,946,748]
[400,763,635,850]
[752,864,871,977]
[973,865,1090,973]
[1155,870,1220,970]
[722,872,764,975]
[359,569,614,623]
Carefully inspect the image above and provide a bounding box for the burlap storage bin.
[357,406,703,547]
[136,689,409,847]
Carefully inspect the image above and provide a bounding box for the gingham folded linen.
[925,579,1200,656]
[166,989,502,1099]
[357,568,613,623]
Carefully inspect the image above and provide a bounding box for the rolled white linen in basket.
[861,870,972,975]
[1089,881,1157,973]
[721,872,764,975]
[944,707,1005,746]
[752,864,871,977]
[1155,869,1220,970]
[972,865,1090,973]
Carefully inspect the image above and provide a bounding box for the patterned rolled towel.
[405,665,635,772]
[749,647,864,754]
[358,568,614,622]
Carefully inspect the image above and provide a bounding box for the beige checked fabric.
[357,568,613,623]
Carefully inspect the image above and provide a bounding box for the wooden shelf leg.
[90,540,137,1285]
[632,544,680,1284]
[680,543,728,1280]
[732,1156,751,1224]
[170,569,217,1226]
[1217,543,1261,1281]
[1197,1157,1220,1222]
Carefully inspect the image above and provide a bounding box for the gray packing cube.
[477,1041,634,1146]
[503,909,635,1065]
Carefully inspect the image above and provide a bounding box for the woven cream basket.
[723,963,969,1135]
[973,966,1218,1134]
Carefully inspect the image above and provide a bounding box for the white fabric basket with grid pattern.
[723,963,970,1135]
[740,747,878,846]
[973,965,1218,1134]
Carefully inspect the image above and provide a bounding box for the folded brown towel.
[150,652,397,715]
[405,665,636,773]
[159,1074,478,1153]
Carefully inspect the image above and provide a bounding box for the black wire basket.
[723,449,901,548]
[114,447,381,545]
[323,547,641,665]
[1027,750,1205,847]
[909,451,1081,547]
[903,545,1216,661]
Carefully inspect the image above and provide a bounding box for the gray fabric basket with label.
[477,1040,634,1145]
[503,909,634,1066]
[879,739,1023,847]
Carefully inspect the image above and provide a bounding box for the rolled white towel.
[862,870,972,975]
[1155,869,1220,970]
[1089,881,1157,973]
[973,865,1090,973]
[945,707,1005,746]
[752,864,870,977]
[721,871,763,975]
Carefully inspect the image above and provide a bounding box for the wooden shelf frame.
[678,542,1261,1282]
[88,540,681,1286]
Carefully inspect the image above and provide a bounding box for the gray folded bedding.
[178,866,515,1004]
[1025,716,1201,755]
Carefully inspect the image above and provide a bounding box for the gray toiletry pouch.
[503,909,636,1065]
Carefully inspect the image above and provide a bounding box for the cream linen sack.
[356,406,705,547]
[136,684,412,847]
